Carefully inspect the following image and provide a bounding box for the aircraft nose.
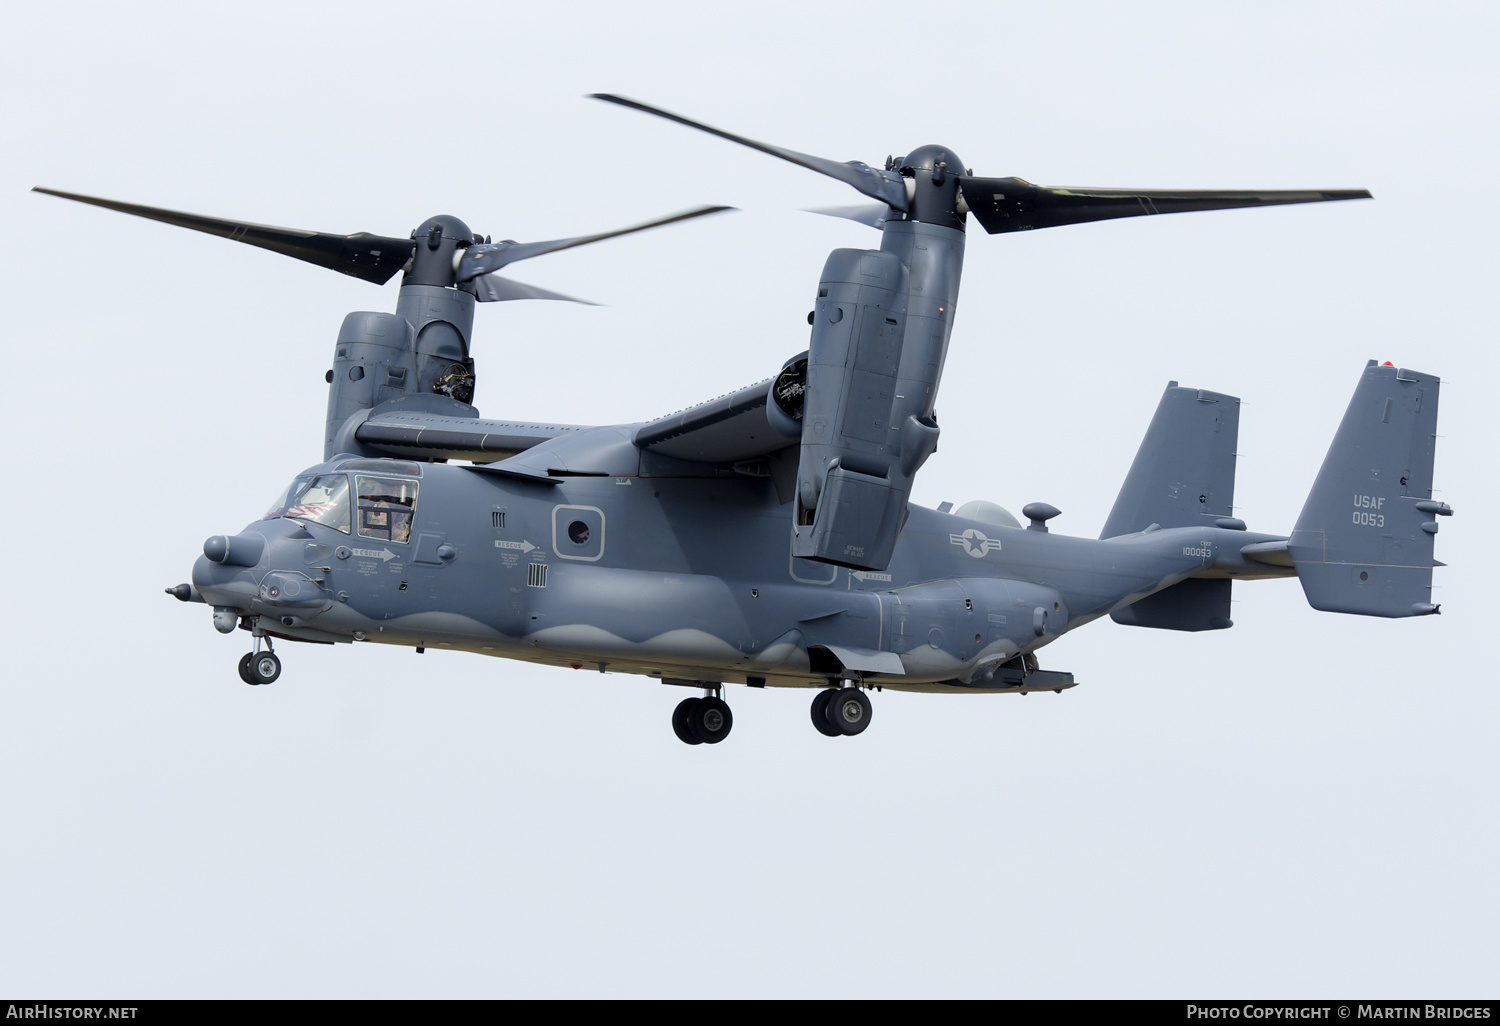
[203,532,266,567]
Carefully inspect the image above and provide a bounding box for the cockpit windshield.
[262,474,352,534]
[264,478,311,519]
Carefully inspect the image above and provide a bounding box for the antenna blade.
[455,205,733,281]
[472,274,598,305]
[958,177,1372,234]
[591,94,910,211]
[32,187,415,284]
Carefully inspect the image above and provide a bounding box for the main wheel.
[826,688,871,736]
[688,696,733,744]
[250,651,281,685]
[238,653,257,685]
[672,698,704,745]
[810,689,842,737]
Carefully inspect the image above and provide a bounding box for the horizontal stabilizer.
[1101,384,1240,538]
[1241,539,1293,567]
[1289,362,1446,617]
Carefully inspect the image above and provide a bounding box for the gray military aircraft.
[36,96,1450,745]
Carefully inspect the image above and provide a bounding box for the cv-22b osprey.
[37,96,1450,745]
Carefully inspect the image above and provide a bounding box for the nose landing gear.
[671,687,733,745]
[237,638,281,686]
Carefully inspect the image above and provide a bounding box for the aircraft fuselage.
[191,457,1291,693]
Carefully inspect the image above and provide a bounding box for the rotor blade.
[33,187,416,285]
[590,94,910,212]
[958,178,1373,234]
[804,203,893,230]
[454,204,733,282]
[472,274,598,305]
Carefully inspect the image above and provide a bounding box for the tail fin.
[1289,361,1448,617]
[1101,383,1241,539]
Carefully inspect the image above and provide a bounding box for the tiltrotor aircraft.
[37,96,1451,745]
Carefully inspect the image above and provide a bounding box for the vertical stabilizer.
[1289,361,1448,617]
[1101,384,1241,539]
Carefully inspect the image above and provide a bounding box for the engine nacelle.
[325,312,417,457]
[324,284,479,461]
[792,221,963,570]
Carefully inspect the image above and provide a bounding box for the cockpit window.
[356,475,419,544]
[264,474,352,534]
[264,477,312,519]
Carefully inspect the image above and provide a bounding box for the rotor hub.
[897,144,967,231]
[406,214,481,288]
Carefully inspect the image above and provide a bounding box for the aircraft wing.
[349,379,798,469]
[634,378,797,464]
[353,410,591,463]
[354,378,798,468]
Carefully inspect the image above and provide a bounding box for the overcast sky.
[2,0,1495,998]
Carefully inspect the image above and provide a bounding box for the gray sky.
[2,0,1495,998]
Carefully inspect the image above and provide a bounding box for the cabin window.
[551,504,605,561]
[356,475,419,544]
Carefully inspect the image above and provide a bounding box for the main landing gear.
[237,637,281,686]
[668,684,873,744]
[672,688,733,745]
[811,686,871,737]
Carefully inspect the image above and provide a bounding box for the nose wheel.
[812,686,871,736]
[238,640,281,685]
[671,692,733,745]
